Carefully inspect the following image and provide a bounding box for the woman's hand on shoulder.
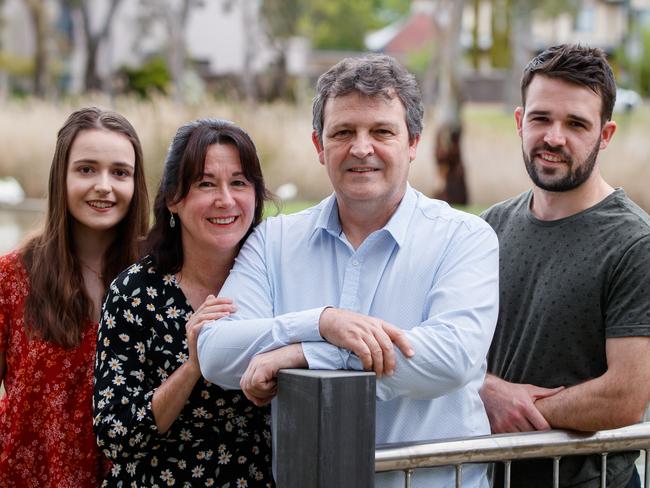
[185,295,236,372]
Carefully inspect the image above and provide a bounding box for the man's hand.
[240,344,308,406]
[480,374,564,433]
[186,295,235,373]
[319,308,414,377]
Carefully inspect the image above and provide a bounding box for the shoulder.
[605,191,650,234]
[0,251,25,279]
[247,197,331,245]
[0,251,29,299]
[413,191,495,237]
[480,191,530,230]
[108,255,161,296]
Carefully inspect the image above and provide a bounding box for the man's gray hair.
[312,54,424,145]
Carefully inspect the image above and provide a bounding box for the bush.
[119,57,170,98]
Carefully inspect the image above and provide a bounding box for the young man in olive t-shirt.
[480,44,650,488]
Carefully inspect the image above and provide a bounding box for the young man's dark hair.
[520,44,617,126]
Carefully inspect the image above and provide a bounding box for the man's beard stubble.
[522,138,600,192]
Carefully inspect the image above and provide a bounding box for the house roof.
[366,11,438,55]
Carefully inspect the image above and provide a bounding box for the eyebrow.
[327,120,401,131]
[200,171,246,178]
[70,159,135,169]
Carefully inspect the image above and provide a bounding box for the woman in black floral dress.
[94,119,275,487]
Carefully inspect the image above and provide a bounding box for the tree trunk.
[25,0,47,97]
[79,0,123,93]
[471,0,480,71]
[433,0,468,205]
[505,0,532,111]
[163,0,191,104]
[241,0,258,104]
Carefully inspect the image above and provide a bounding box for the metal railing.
[276,370,650,488]
[376,423,650,487]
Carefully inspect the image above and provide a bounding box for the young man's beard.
[522,138,600,192]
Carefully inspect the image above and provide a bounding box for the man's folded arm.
[197,223,330,389]
[304,225,500,401]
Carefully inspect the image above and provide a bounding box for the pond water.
[0,209,44,254]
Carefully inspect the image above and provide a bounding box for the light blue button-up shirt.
[198,186,499,488]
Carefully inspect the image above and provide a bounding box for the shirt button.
[352,260,359,266]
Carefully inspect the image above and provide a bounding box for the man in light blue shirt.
[198,54,499,487]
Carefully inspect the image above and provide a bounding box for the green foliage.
[490,0,510,69]
[261,0,303,40]
[487,0,580,70]
[619,25,650,97]
[268,0,410,51]
[532,0,579,20]
[0,52,33,76]
[299,0,378,50]
[119,56,170,98]
[639,27,650,97]
[405,41,435,77]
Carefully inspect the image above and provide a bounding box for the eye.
[374,128,394,137]
[197,180,215,188]
[113,168,132,178]
[531,116,548,123]
[568,121,586,129]
[331,130,351,138]
[231,179,249,188]
[78,165,94,174]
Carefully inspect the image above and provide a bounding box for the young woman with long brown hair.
[0,107,149,487]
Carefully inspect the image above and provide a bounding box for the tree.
[135,0,201,104]
[80,0,122,92]
[505,0,579,109]
[299,0,409,51]
[260,0,302,100]
[433,0,468,205]
[240,0,259,103]
[22,0,48,97]
[0,0,8,99]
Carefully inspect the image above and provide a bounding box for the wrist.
[318,306,333,336]
[184,358,203,381]
[289,343,308,369]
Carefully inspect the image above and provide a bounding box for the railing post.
[276,369,376,488]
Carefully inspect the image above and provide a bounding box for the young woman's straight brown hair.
[21,107,150,348]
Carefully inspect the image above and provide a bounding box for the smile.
[207,216,238,225]
[349,168,378,173]
[87,200,115,209]
[537,153,567,163]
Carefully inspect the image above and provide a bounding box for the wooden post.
[276,369,376,488]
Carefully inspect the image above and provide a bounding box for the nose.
[349,132,374,159]
[94,172,111,194]
[214,184,235,208]
[544,122,566,147]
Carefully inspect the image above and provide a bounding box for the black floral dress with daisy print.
[93,256,274,488]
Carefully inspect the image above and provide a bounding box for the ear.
[312,131,325,166]
[167,202,178,214]
[599,120,617,150]
[408,134,420,162]
[514,107,524,137]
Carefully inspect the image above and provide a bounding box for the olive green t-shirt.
[483,188,650,488]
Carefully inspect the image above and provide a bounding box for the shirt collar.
[310,193,341,241]
[382,184,416,247]
[309,185,417,248]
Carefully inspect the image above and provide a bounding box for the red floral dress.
[0,251,105,487]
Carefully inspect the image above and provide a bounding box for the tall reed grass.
[1,97,648,210]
